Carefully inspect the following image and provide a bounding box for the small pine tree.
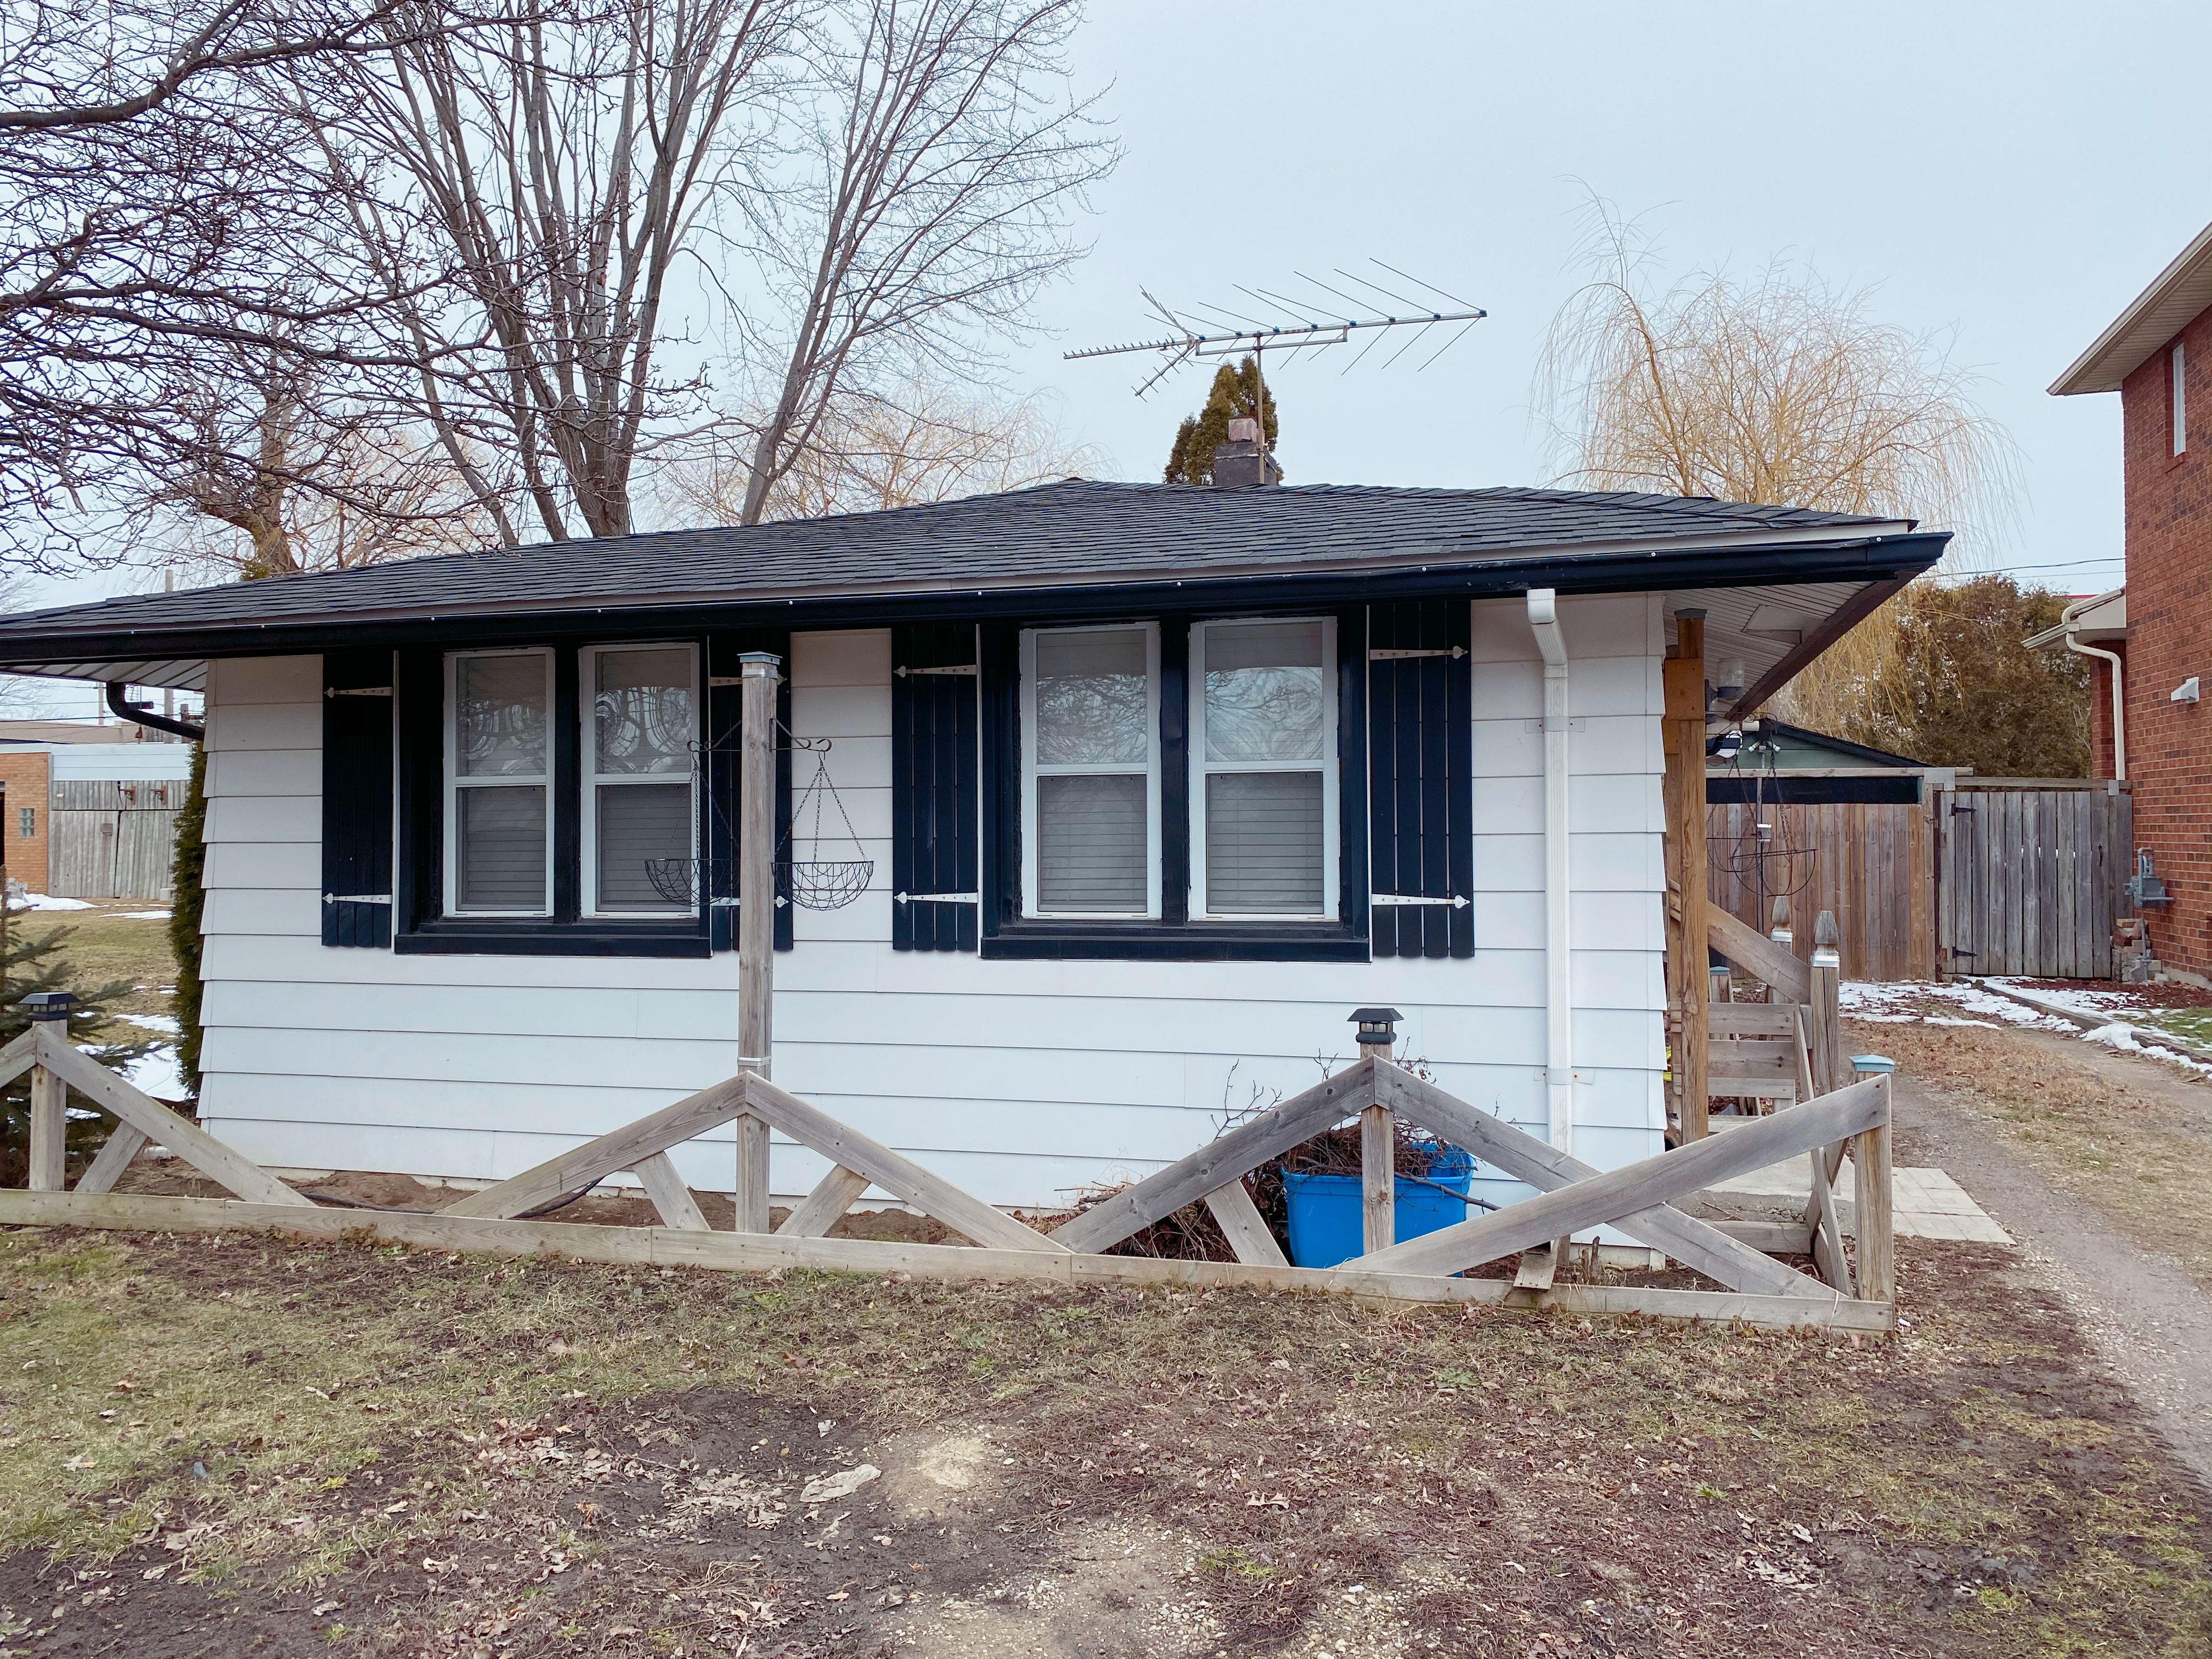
[1162,357,1280,484]
[169,742,208,1099]
[0,893,161,1183]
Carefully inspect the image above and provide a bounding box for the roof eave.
[2051,220,2212,396]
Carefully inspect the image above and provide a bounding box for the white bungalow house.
[0,476,1945,1212]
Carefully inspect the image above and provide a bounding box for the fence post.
[1849,1056,1895,1302]
[20,993,78,1193]
[1809,910,1842,1098]
[732,651,781,1232]
[1351,1009,1402,1255]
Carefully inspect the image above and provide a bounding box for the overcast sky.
[16,0,2207,664]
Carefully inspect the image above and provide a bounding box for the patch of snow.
[114,910,172,920]
[13,891,94,911]
[120,1013,181,1035]
[119,1045,184,1100]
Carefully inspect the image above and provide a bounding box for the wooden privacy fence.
[1939,784,2132,979]
[1706,799,1934,982]
[0,1030,1899,1335]
[49,779,181,901]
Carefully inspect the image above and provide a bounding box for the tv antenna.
[1064,261,1488,405]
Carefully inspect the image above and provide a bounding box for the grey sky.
[15,0,2204,657]
[1003,0,2208,594]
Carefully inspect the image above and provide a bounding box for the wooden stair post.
[1663,612,1709,1141]
[1849,1057,1896,1302]
[20,992,77,1192]
[733,651,781,1232]
[1351,1008,1402,1256]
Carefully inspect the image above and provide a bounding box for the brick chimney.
[1212,416,1281,487]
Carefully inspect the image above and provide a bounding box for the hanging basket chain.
[644,726,873,911]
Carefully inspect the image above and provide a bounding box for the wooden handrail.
[1706,901,1812,1005]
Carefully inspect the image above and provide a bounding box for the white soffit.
[1665,579,1865,689]
[2,659,207,692]
[2051,220,2212,396]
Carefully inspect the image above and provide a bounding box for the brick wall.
[2121,306,2212,977]
[0,752,50,893]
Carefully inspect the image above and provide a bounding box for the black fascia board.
[0,530,1950,672]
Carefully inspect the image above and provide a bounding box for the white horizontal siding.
[196,599,1671,1207]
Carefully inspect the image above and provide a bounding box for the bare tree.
[1533,196,2019,729]
[664,372,1095,521]
[0,0,512,572]
[306,0,806,546]
[730,0,1113,524]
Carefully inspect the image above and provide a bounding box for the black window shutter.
[892,622,979,952]
[707,633,792,952]
[1367,599,1473,959]
[321,648,396,947]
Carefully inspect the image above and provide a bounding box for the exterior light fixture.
[1711,729,1742,763]
[1348,1007,1404,1058]
[2172,676,2201,704]
[16,992,78,1022]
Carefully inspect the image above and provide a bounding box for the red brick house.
[2051,220,2212,981]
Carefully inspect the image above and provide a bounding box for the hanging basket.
[778,859,874,911]
[644,856,734,908]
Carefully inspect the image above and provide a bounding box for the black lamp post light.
[1349,1007,1402,1060]
[16,992,78,1023]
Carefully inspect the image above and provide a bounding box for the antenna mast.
[1065,262,1489,459]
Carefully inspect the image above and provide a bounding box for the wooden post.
[1809,910,1842,1098]
[27,1058,64,1191]
[1351,1009,1401,1257]
[1850,1065,1895,1302]
[733,651,780,1232]
[1663,612,1709,1140]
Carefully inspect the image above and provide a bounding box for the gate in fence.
[1938,782,2132,978]
[49,779,181,901]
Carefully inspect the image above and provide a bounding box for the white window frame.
[1188,616,1339,922]
[2175,341,2189,456]
[581,641,700,919]
[1019,622,1161,919]
[443,646,554,918]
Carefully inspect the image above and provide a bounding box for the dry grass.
[0,1226,2206,1656]
[22,906,177,1023]
[1854,1015,2212,1287]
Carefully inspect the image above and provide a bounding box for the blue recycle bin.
[1281,1144,1475,1268]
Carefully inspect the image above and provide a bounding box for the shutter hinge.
[322,893,394,904]
[326,687,394,697]
[1368,647,1466,661]
[1370,893,1469,908]
[894,664,979,676]
[895,890,980,904]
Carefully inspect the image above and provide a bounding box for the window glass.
[456,654,548,776]
[1204,619,1324,761]
[595,647,695,774]
[1038,774,1148,912]
[1205,772,1324,913]
[1035,628,1148,764]
[596,782,692,910]
[456,786,547,911]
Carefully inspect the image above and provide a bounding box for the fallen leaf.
[800,1465,881,1504]
[311,1600,343,1617]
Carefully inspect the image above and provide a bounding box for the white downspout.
[1526,590,1573,1154]
[2063,628,2125,782]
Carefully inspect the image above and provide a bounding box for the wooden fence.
[1938,785,2132,979]
[1706,799,1935,981]
[49,779,180,901]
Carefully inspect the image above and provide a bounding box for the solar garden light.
[16,991,78,1022]
[1350,1007,1403,1063]
[1849,1054,1895,1076]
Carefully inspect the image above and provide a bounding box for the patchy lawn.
[1850,1012,2212,1291]
[19,906,177,1025]
[0,1226,2205,1657]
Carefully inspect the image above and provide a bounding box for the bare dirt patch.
[1,1226,2206,1657]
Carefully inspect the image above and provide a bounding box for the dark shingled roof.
[1,481,1910,642]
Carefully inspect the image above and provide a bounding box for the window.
[1020,623,1159,917]
[15,806,31,839]
[445,649,552,916]
[1192,618,1336,918]
[2175,341,2189,456]
[583,644,698,915]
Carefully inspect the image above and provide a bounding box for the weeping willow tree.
[1533,198,2018,734]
